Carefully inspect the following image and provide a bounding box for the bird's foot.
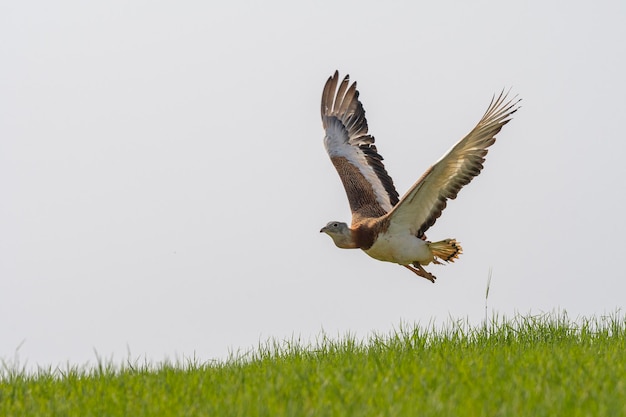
[403,264,437,283]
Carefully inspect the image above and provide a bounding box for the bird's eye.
[333,223,338,227]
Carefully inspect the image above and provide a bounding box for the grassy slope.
[1,314,625,417]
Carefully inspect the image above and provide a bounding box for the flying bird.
[319,71,520,283]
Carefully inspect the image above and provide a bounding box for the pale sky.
[2,0,625,369]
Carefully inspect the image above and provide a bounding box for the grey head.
[319,221,356,249]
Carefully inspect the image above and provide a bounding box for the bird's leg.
[403,264,437,283]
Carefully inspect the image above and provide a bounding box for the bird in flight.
[319,71,520,283]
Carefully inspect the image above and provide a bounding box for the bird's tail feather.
[429,239,462,264]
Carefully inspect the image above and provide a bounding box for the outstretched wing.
[321,71,399,222]
[386,91,520,237]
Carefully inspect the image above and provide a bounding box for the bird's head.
[320,221,356,249]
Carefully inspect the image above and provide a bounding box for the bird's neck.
[333,231,359,249]
[350,218,384,250]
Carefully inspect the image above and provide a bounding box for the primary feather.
[387,90,520,238]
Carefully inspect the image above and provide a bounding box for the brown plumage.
[319,71,520,283]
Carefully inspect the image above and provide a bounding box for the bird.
[319,71,520,283]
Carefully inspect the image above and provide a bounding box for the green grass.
[2,313,625,416]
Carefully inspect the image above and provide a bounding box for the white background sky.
[2,0,625,369]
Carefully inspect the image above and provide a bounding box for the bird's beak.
[320,227,326,233]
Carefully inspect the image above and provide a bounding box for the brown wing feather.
[321,71,400,220]
[386,90,520,237]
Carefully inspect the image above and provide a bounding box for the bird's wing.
[386,91,520,237]
[321,71,399,222]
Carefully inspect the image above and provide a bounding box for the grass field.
[1,313,625,416]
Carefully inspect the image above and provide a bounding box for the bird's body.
[366,227,433,265]
[319,71,520,283]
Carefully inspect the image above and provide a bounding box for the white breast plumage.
[365,230,432,265]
